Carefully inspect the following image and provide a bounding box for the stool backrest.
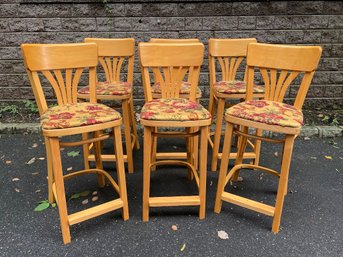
[21,43,98,115]
[139,43,204,102]
[84,38,135,83]
[246,43,322,109]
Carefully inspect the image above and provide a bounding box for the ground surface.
[0,135,342,257]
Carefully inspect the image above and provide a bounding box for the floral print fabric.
[140,98,211,121]
[226,100,303,128]
[41,102,121,129]
[152,81,202,95]
[213,80,264,94]
[78,81,132,96]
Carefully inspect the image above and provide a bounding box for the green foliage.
[67,151,80,157]
[34,200,50,212]
[331,118,339,126]
[0,104,19,115]
[23,100,39,113]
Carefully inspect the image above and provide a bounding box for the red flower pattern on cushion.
[78,81,132,96]
[140,98,211,121]
[213,80,264,94]
[40,103,121,129]
[152,81,202,95]
[226,100,303,128]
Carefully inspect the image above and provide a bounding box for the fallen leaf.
[336,169,341,173]
[332,146,339,149]
[67,151,80,157]
[51,203,56,207]
[310,157,317,160]
[82,199,89,205]
[15,188,20,193]
[12,178,20,181]
[209,180,213,186]
[26,157,36,165]
[92,191,98,196]
[180,243,186,252]
[171,225,178,231]
[340,157,343,160]
[67,167,73,171]
[274,151,279,157]
[70,193,81,199]
[38,157,45,160]
[35,189,41,193]
[217,230,229,240]
[5,160,12,164]
[80,190,90,197]
[325,156,333,160]
[34,201,50,211]
[32,172,39,175]
[91,196,99,202]
[32,143,38,148]
[304,136,310,141]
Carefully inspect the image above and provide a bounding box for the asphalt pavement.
[0,134,342,257]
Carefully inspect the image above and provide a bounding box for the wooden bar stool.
[21,43,129,244]
[214,43,322,233]
[208,38,266,172]
[138,43,211,221]
[78,38,139,173]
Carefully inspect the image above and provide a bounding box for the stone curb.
[0,122,342,138]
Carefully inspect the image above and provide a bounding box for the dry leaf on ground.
[67,167,73,171]
[5,160,12,164]
[325,156,333,160]
[26,157,36,165]
[38,157,45,160]
[92,191,98,196]
[32,143,38,148]
[171,225,178,231]
[217,230,229,240]
[91,196,99,202]
[15,188,20,193]
[82,199,89,205]
[12,178,20,181]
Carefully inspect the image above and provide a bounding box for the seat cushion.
[152,81,202,95]
[41,103,121,129]
[140,98,211,121]
[78,81,132,96]
[213,80,264,94]
[226,100,303,128]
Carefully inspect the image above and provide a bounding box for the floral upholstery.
[226,100,303,128]
[78,81,132,96]
[41,103,121,129]
[152,81,202,96]
[213,80,264,94]
[140,98,211,121]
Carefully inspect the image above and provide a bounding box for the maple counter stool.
[214,43,322,233]
[139,43,211,221]
[148,38,202,169]
[21,43,129,244]
[209,38,265,172]
[77,38,139,173]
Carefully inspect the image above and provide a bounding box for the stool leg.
[186,127,194,181]
[49,137,71,244]
[45,137,55,204]
[122,99,134,173]
[113,125,129,221]
[93,131,105,188]
[129,97,140,150]
[199,126,208,219]
[151,127,157,172]
[82,133,90,170]
[272,135,295,233]
[211,98,225,172]
[232,126,248,181]
[214,122,234,213]
[143,126,152,222]
[253,128,262,166]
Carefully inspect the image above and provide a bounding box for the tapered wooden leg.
[122,99,134,173]
[211,97,225,172]
[82,133,90,170]
[129,97,140,150]
[49,137,71,244]
[208,89,216,120]
[232,126,248,181]
[272,135,295,233]
[253,128,262,166]
[193,127,199,171]
[214,122,234,213]
[143,126,152,222]
[186,127,194,181]
[93,131,105,188]
[44,137,55,203]
[199,126,208,219]
[150,127,157,172]
[113,125,129,221]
